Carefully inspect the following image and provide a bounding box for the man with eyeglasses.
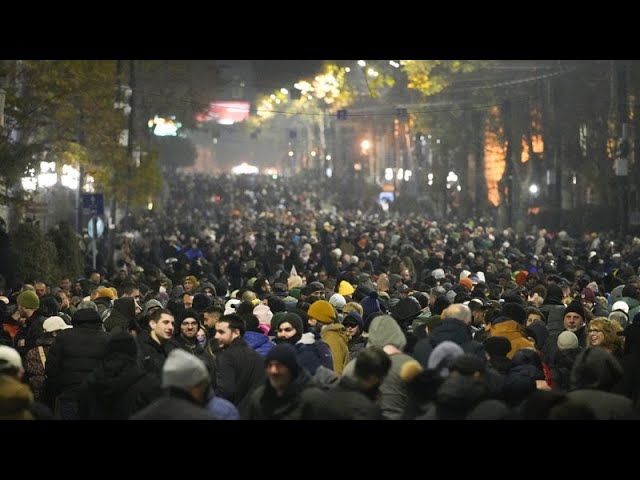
[174,309,216,383]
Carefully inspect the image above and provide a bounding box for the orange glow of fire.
[484,107,507,207]
[521,136,530,163]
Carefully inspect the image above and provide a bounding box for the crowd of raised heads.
[2,171,640,420]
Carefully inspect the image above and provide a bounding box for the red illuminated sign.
[196,101,250,124]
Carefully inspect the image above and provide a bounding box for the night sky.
[249,60,325,93]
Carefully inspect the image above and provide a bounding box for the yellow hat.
[97,287,117,301]
[307,300,336,324]
[338,280,355,297]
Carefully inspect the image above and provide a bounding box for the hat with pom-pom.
[360,291,381,320]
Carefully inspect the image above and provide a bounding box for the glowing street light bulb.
[357,60,366,67]
[529,184,539,194]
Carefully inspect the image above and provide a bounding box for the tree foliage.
[0,60,167,214]
[47,221,84,281]
[9,222,58,285]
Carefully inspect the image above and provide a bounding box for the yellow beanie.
[97,287,117,301]
[307,300,336,324]
[338,280,355,297]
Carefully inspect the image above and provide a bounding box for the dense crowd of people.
[1,171,640,420]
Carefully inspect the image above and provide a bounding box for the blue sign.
[82,193,104,215]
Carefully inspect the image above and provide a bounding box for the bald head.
[442,303,472,325]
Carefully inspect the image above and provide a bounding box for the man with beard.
[247,343,334,420]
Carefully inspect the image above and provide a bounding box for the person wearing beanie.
[307,300,336,325]
[563,301,586,332]
[547,330,583,392]
[132,349,216,420]
[307,300,349,374]
[173,309,217,376]
[247,343,335,420]
[253,303,274,334]
[501,302,527,326]
[13,290,45,357]
[96,287,117,302]
[43,303,110,419]
[267,295,287,315]
[541,300,588,367]
[192,293,212,313]
[76,332,162,420]
[343,311,366,361]
[360,292,382,329]
[390,297,421,331]
[580,287,608,318]
[459,278,474,293]
[142,299,163,320]
[557,331,579,351]
[540,283,572,337]
[242,313,276,358]
[338,280,355,298]
[328,293,346,312]
[431,295,451,316]
[287,275,303,291]
[18,290,40,310]
[273,312,333,376]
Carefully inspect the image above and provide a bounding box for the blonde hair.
[588,317,624,353]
